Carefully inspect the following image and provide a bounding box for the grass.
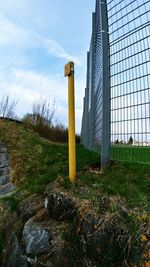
[0,119,150,213]
[111,145,150,163]
[1,196,20,211]
[77,160,150,213]
[103,161,150,207]
[0,119,150,266]
[0,119,99,193]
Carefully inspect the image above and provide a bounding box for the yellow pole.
[64,62,76,182]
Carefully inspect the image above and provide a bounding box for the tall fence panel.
[81,0,150,166]
[107,0,150,163]
[81,0,110,168]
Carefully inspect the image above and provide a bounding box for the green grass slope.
[0,119,99,193]
[0,119,150,213]
[0,119,150,266]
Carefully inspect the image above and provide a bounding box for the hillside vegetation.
[0,119,150,266]
[0,119,99,192]
[0,119,149,209]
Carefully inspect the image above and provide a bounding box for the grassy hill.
[0,119,150,266]
[0,119,99,193]
[0,119,149,212]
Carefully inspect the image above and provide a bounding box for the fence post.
[101,0,110,169]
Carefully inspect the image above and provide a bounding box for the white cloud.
[0,8,84,133]
[0,68,83,133]
[45,39,80,65]
[0,10,80,65]
[0,11,31,46]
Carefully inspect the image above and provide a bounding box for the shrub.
[23,98,80,144]
[0,95,18,119]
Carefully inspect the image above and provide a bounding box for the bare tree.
[23,98,55,136]
[32,98,55,128]
[0,95,18,119]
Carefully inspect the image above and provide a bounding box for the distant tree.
[32,98,55,128]
[115,139,119,145]
[23,98,55,136]
[128,136,133,145]
[23,98,80,144]
[0,95,18,119]
[22,113,35,128]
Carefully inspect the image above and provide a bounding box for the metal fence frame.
[81,0,150,167]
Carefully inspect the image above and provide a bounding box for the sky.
[0,0,95,133]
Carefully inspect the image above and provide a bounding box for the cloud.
[0,8,84,133]
[0,10,80,65]
[45,39,80,65]
[0,68,83,133]
[0,12,28,45]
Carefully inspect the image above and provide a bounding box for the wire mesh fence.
[81,0,150,166]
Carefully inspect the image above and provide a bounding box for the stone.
[51,241,82,267]
[0,166,11,177]
[0,143,15,198]
[0,165,12,188]
[32,209,49,223]
[0,174,11,185]
[0,143,7,153]
[44,180,62,195]
[2,233,27,267]
[0,152,9,168]
[78,212,129,265]
[0,182,16,195]
[17,195,44,223]
[77,212,99,256]
[23,218,51,255]
[46,192,76,221]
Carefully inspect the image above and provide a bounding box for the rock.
[0,182,16,195]
[2,233,27,267]
[0,151,9,168]
[77,212,99,255]
[46,192,76,221]
[78,212,129,265]
[44,180,62,195]
[50,241,82,267]
[23,218,51,255]
[0,166,12,187]
[0,143,15,198]
[32,209,49,223]
[0,174,11,185]
[17,195,44,223]
[0,166,11,177]
[0,143,7,153]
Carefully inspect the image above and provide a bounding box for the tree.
[115,139,119,145]
[128,136,133,145]
[23,98,55,136]
[0,95,18,119]
[32,98,55,128]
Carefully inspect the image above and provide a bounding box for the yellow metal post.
[64,62,76,182]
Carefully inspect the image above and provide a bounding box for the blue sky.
[0,0,95,133]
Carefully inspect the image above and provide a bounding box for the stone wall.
[0,143,15,197]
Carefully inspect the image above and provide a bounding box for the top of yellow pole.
[64,61,74,77]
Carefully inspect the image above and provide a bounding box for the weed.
[2,196,19,211]
[61,224,80,247]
